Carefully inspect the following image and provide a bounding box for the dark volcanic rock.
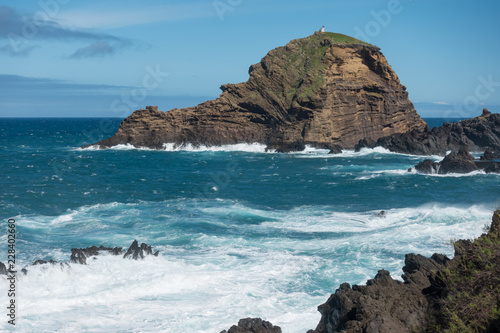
[19,241,159,275]
[0,261,7,275]
[414,148,479,174]
[310,254,447,333]
[356,112,500,155]
[70,245,123,264]
[438,148,478,174]
[310,210,500,333]
[484,162,500,173]
[480,149,496,160]
[123,240,159,259]
[85,32,426,152]
[220,318,281,333]
[328,144,343,154]
[414,159,439,174]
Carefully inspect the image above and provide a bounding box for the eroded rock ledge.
[85,32,426,152]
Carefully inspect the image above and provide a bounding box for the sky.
[0,0,499,118]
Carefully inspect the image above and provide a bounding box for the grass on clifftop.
[431,210,500,332]
[263,32,375,109]
[311,32,374,46]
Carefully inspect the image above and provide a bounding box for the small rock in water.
[220,318,282,333]
[123,240,159,260]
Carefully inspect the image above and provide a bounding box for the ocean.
[0,117,498,332]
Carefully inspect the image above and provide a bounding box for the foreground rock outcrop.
[220,318,282,333]
[222,210,500,333]
[85,32,426,151]
[308,254,449,333]
[356,110,500,156]
[308,209,500,333]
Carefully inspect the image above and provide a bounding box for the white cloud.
[432,101,450,105]
[57,2,216,29]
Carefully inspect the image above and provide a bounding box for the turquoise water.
[0,118,498,332]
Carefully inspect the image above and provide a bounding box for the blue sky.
[0,0,499,118]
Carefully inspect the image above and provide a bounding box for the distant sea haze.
[0,118,498,332]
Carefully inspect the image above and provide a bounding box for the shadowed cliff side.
[85,32,426,151]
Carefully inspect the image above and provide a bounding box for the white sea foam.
[1,245,323,333]
[162,142,270,153]
[4,200,496,333]
[416,169,490,177]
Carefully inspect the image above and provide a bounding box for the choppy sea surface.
[0,117,498,332]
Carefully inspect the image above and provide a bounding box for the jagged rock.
[0,261,7,275]
[85,33,426,152]
[328,144,343,154]
[311,210,500,333]
[482,108,492,117]
[439,148,478,174]
[70,245,123,265]
[483,162,500,173]
[356,112,500,155]
[220,318,281,333]
[33,259,60,265]
[123,240,159,260]
[312,255,449,333]
[414,159,440,174]
[415,148,479,174]
[19,241,158,276]
[480,150,496,160]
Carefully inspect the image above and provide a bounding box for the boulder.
[220,318,281,333]
[415,148,479,174]
[438,148,478,174]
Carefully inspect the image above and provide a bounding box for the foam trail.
[163,142,269,153]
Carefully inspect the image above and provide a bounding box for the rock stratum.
[86,32,426,151]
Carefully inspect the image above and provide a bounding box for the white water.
[0,204,494,333]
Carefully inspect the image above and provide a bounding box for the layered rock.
[86,32,426,151]
[356,111,500,155]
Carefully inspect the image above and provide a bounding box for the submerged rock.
[85,32,426,152]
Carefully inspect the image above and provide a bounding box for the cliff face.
[89,32,426,150]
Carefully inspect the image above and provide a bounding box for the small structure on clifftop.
[320,25,325,32]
